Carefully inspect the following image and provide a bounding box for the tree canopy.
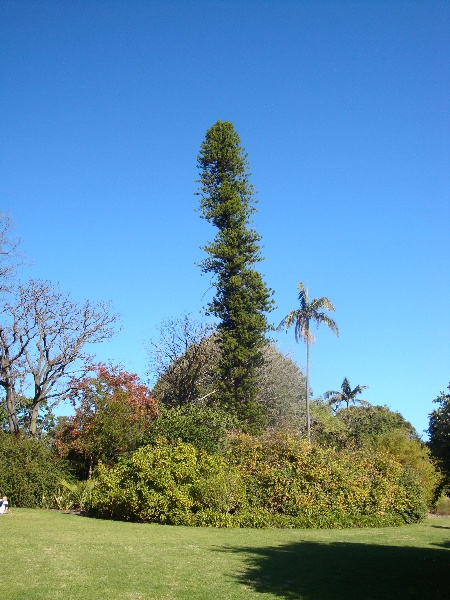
[148,314,307,430]
[55,365,157,478]
[148,314,217,407]
[427,384,450,492]
[0,279,118,435]
[324,377,369,411]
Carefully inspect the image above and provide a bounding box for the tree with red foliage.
[55,365,158,478]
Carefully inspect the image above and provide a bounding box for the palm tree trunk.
[306,323,311,443]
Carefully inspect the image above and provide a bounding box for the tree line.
[0,121,448,521]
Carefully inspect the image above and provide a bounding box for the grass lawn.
[0,510,449,599]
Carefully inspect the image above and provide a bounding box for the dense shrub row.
[91,431,428,528]
[0,432,71,507]
[0,406,434,529]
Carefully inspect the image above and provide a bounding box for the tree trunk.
[29,402,40,436]
[5,386,20,434]
[1,349,20,434]
[306,324,311,443]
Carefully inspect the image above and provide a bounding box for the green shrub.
[368,429,439,507]
[90,431,428,528]
[231,507,290,528]
[52,479,97,512]
[434,495,450,516]
[224,430,427,527]
[193,509,235,527]
[191,453,245,513]
[91,438,243,524]
[0,432,71,507]
[144,404,238,454]
[336,404,416,444]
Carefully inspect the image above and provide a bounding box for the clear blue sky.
[1,1,449,437]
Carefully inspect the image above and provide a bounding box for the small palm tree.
[324,377,369,411]
[278,282,339,441]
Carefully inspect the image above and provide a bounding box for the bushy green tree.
[55,365,157,478]
[308,398,348,444]
[428,384,450,493]
[336,404,417,445]
[323,403,439,506]
[370,428,439,506]
[145,404,238,454]
[197,121,274,432]
[0,432,70,507]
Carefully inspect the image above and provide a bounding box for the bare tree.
[148,314,308,428]
[0,305,29,434]
[0,212,24,292]
[0,279,119,435]
[147,314,217,407]
[0,213,29,432]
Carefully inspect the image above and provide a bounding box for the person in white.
[0,496,10,514]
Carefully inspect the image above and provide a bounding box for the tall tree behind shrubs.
[197,121,274,431]
[428,383,450,494]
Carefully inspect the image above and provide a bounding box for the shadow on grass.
[219,539,450,599]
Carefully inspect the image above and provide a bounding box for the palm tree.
[278,282,339,441]
[324,377,369,412]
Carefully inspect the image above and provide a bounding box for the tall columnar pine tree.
[197,121,274,432]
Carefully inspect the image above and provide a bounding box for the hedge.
[91,431,427,527]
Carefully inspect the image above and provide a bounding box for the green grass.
[1,510,449,599]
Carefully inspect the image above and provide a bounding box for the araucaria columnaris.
[197,121,274,432]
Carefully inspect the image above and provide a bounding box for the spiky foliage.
[324,377,369,411]
[279,282,339,344]
[278,282,339,441]
[197,121,274,432]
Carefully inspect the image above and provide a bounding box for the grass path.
[1,509,449,599]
